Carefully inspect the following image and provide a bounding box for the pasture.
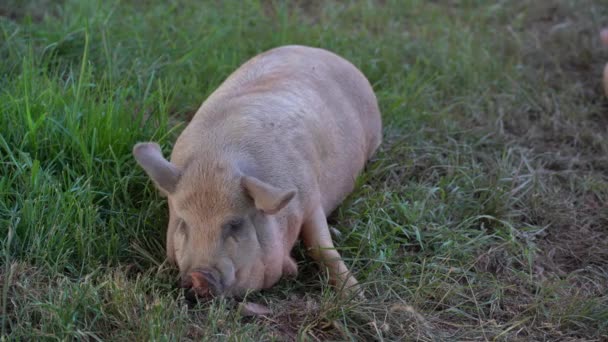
[1,0,607,340]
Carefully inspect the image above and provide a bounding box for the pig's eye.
[178,220,188,235]
[223,218,244,235]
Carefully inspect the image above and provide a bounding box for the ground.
[1,0,607,340]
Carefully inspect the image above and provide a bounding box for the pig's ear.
[242,176,295,215]
[133,142,181,194]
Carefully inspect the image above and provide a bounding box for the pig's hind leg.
[301,206,363,298]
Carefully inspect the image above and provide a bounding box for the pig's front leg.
[301,206,363,298]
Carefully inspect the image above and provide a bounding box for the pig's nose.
[181,268,222,299]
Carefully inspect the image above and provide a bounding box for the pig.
[133,45,382,299]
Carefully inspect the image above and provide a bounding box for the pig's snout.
[181,268,222,299]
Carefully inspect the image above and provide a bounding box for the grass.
[1,0,607,340]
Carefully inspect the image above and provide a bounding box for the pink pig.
[133,46,382,299]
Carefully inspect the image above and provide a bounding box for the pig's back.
[180,45,382,215]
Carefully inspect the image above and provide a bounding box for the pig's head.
[133,142,297,298]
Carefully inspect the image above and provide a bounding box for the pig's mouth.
[180,267,225,301]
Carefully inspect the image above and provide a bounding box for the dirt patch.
[499,0,608,279]
[0,262,49,335]
[536,193,608,276]
[229,294,346,340]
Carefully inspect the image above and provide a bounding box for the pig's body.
[134,45,381,297]
[174,46,381,211]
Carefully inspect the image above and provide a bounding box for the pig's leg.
[301,206,362,297]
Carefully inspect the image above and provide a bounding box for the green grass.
[1,0,608,340]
